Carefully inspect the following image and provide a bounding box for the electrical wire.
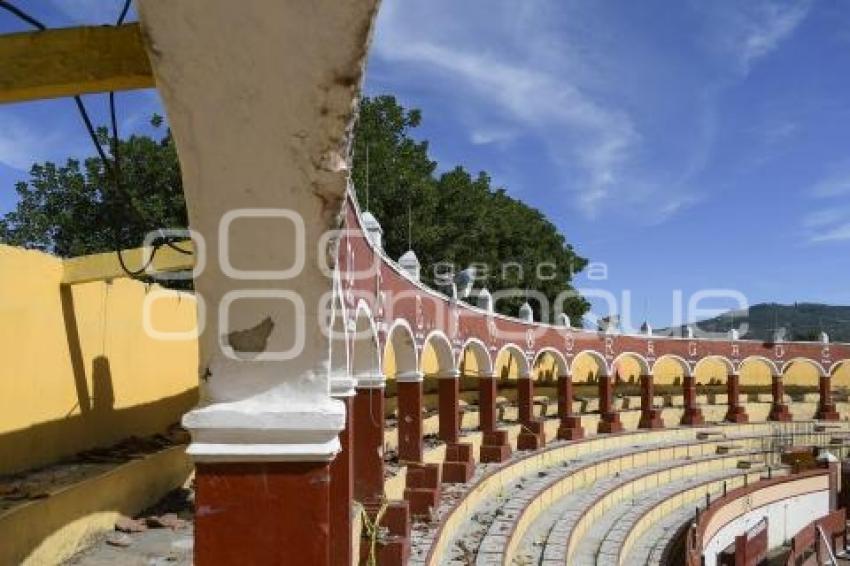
[0,0,193,277]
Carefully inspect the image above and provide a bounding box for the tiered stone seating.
[411,421,849,566]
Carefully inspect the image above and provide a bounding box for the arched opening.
[613,352,658,429]
[832,360,850,395]
[382,319,419,381]
[693,355,737,422]
[533,348,581,439]
[782,358,824,393]
[739,356,787,421]
[571,350,621,433]
[383,319,422,464]
[351,302,381,382]
[350,302,385,507]
[494,344,530,426]
[532,348,568,418]
[328,279,351,398]
[653,355,691,389]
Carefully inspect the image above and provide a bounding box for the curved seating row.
[410,420,850,565]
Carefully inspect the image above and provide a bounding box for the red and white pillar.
[478,374,511,463]
[397,371,441,519]
[817,374,839,421]
[725,373,749,423]
[136,1,381,564]
[680,374,705,426]
[353,375,388,508]
[598,374,624,433]
[557,374,584,440]
[638,374,664,429]
[329,375,356,566]
[768,374,792,421]
[517,374,545,449]
[438,371,475,483]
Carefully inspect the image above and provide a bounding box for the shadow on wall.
[0,246,199,476]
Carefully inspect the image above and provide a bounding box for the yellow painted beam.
[0,24,154,104]
[61,241,195,285]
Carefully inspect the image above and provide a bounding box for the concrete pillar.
[517,375,544,450]
[557,374,584,440]
[478,375,511,463]
[725,374,749,423]
[598,375,623,434]
[638,374,664,429]
[438,371,474,483]
[818,374,839,421]
[396,372,424,463]
[329,375,356,566]
[136,1,380,564]
[680,374,705,426]
[395,372,440,520]
[353,376,386,507]
[768,374,792,422]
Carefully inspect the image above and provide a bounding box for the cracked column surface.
[136,1,380,564]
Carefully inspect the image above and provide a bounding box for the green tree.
[0,116,185,258]
[1,97,590,322]
[352,95,590,322]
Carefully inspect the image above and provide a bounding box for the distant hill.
[661,303,850,343]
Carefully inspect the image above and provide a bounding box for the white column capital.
[438,369,461,379]
[356,373,386,389]
[183,395,344,463]
[330,374,357,398]
[396,370,424,383]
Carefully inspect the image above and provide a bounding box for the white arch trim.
[652,354,693,377]
[421,329,456,377]
[830,360,850,377]
[693,355,735,376]
[495,343,531,379]
[737,355,781,377]
[611,351,651,377]
[458,337,494,378]
[384,317,419,378]
[352,300,383,387]
[570,350,610,378]
[781,357,828,377]
[533,347,570,378]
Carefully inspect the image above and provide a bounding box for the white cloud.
[809,222,850,243]
[0,114,66,171]
[810,173,850,198]
[702,0,812,76]
[370,1,705,221]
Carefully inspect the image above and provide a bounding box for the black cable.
[0,1,46,29]
[116,0,131,25]
[2,0,192,279]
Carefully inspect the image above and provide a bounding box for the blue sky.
[1,1,849,329]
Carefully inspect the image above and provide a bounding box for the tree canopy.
[351,96,589,322]
[0,96,589,322]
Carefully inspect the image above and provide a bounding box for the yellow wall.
[571,352,605,384]
[0,246,199,475]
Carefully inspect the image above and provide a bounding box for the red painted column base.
[680,406,705,426]
[768,403,793,422]
[442,442,475,483]
[517,418,546,450]
[725,407,749,423]
[195,461,331,566]
[359,501,411,566]
[558,415,585,440]
[598,411,624,434]
[817,404,840,421]
[638,409,665,429]
[403,462,441,520]
[480,430,512,463]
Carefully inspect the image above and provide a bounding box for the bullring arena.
[1,1,850,566]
